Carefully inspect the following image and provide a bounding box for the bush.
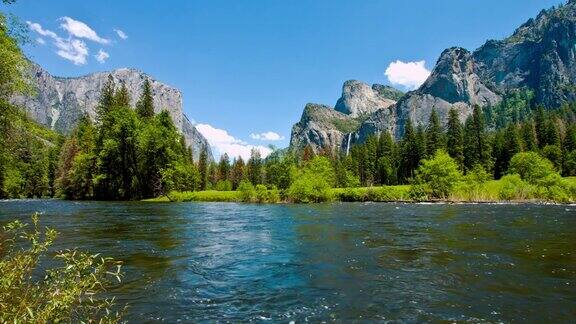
[533,173,575,203]
[255,184,268,203]
[214,180,233,191]
[267,185,281,203]
[0,214,123,323]
[508,152,555,184]
[287,157,335,203]
[237,180,255,202]
[412,150,462,199]
[498,174,532,201]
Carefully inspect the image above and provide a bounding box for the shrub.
[533,173,574,203]
[287,174,332,203]
[412,150,462,199]
[237,180,255,202]
[215,180,233,191]
[267,185,281,203]
[498,174,532,201]
[0,214,123,323]
[508,152,555,184]
[255,184,268,203]
[287,157,335,203]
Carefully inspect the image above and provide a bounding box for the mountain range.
[290,0,576,153]
[11,63,212,160]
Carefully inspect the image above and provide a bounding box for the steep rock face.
[289,103,358,153]
[473,1,576,107]
[12,63,211,160]
[334,80,397,117]
[388,47,501,139]
[356,1,576,143]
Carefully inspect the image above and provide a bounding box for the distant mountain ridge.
[290,0,576,153]
[11,63,212,160]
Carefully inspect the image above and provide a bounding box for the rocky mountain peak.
[334,80,397,117]
[13,63,212,160]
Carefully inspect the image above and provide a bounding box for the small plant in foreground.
[0,214,123,323]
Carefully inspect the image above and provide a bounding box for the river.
[0,200,575,322]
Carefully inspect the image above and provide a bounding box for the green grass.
[144,190,241,202]
[145,177,576,204]
[330,185,411,202]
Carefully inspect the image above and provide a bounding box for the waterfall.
[346,133,352,156]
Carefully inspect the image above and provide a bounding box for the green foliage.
[198,146,209,190]
[464,105,491,171]
[214,180,233,191]
[425,109,445,156]
[255,184,269,203]
[0,214,123,323]
[0,11,30,100]
[446,108,465,169]
[508,151,556,184]
[287,156,334,203]
[237,180,256,202]
[412,150,462,199]
[161,160,200,193]
[498,174,533,201]
[136,79,154,118]
[247,148,263,185]
[484,89,535,129]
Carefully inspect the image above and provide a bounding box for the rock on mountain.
[335,80,397,117]
[290,81,402,152]
[12,63,212,160]
[473,1,576,108]
[291,0,576,152]
[359,47,501,141]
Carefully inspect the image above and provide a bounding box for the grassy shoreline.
[144,177,576,204]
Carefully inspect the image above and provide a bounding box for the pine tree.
[198,145,209,190]
[208,162,218,189]
[136,79,154,118]
[247,148,263,185]
[363,135,378,185]
[230,157,246,189]
[218,153,231,182]
[446,108,464,169]
[114,82,131,107]
[96,74,115,122]
[534,107,547,148]
[464,105,491,171]
[493,124,521,178]
[399,119,424,181]
[520,121,538,151]
[425,109,444,156]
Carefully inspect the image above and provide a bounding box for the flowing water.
[1,200,575,322]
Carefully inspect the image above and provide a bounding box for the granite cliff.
[12,63,212,160]
[290,0,576,152]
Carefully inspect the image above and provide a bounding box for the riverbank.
[144,177,576,204]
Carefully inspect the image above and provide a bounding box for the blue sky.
[3,0,563,158]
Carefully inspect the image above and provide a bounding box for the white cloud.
[114,28,128,40]
[27,21,89,65]
[95,49,109,63]
[27,21,59,38]
[196,124,272,160]
[250,131,285,141]
[384,60,431,90]
[36,37,46,45]
[56,38,88,65]
[59,17,109,44]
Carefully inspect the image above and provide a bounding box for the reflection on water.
[0,200,575,322]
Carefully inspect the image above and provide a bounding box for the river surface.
[1,200,575,322]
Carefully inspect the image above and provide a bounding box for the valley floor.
[144,177,576,204]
